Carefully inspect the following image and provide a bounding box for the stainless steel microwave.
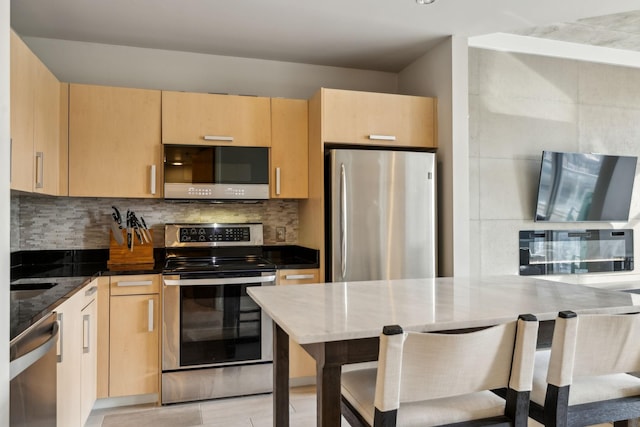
[163,145,269,200]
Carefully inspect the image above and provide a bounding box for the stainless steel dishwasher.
[10,312,59,427]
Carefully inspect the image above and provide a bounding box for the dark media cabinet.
[519,229,633,275]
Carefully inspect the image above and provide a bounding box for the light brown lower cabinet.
[98,274,161,400]
[276,269,320,378]
[80,296,98,422]
[56,278,98,427]
[109,293,160,396]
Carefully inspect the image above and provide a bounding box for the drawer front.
[110,274,161,295]
[277,269,320,286]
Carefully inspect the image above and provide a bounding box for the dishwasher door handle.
[10,321,60,381]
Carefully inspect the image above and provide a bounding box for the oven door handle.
[163,275,276,286]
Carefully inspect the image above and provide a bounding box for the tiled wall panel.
[12,194,299,250]
[470,47,640,277]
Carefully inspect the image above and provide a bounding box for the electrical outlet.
[276,226,286,242]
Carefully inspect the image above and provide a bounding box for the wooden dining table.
[247,275,638,427]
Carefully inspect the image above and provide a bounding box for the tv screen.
[534,151,637,222]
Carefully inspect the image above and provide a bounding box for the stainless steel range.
[162,223,275,404]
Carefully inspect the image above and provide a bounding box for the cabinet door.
[162,91,271,146]
[271,98,308,199]
[109,294,160,397]
[80,298,97,425]
[96,277,110,399]
[58,83,69,196]
[56,294,83,427]
[322,88,437,148]
[69,84,162,198]
[33,58,62,196]
[276,269,319,378]
[10,30,35,192]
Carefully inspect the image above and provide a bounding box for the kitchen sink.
[10,280,60,301]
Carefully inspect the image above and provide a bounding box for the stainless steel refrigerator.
[326,148,437,282]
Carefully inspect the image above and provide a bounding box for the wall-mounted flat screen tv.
[535,151,637,222]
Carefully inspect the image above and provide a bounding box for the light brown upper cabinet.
[69,84,162,198]
[320,88,437,148]
[10,30,67,195]
[33,58,65,195]
[10,30,35,193]
[162,91,271,146]
[270,98,308,199]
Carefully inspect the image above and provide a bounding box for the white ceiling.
[9,0,640,72]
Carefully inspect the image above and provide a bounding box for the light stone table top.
[248,275,638,345]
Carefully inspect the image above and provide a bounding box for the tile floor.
[84,386,350,427]
[84,388,612,427]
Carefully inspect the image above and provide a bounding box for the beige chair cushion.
[342,367,505,426]
[532,349,640,406]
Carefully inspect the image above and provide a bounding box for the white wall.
[1,0,11,423]
[398,36,470,277]
[469,47,640,280]
[22,37,397,98]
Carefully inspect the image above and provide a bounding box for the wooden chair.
[340,314,539,427]
[530,310,640,427]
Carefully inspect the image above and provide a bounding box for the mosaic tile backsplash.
[11,194,299,251]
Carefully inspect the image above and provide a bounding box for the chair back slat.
[573,314,640,377]
[397,322,516,402]
[548,312,640,386]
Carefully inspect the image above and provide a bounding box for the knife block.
[107,228,154,266]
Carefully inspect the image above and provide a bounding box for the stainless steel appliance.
[326,148,437,281]
[162,223,275,404]
[163,145,269,200]
[10,312,59,427]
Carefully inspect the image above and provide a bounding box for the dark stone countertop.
[262,245,319,270]
[9,245,318,341]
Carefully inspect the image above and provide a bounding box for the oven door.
[163,271,275,371]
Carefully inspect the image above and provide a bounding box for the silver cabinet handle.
[11,321,60,380]
[275,167,281,196]
[82,314,90,354]
[368,134,396,141]
[150,164,157,195]
[148,299,154,332]
[35,151,44,189]
[283,274,315,280]
[164,275,276,287]
[85,286,98,297]
[117,280,153,287]
[340,163,347,280]
[203,135,234,142]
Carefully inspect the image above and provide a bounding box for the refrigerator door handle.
[340,163,347,279]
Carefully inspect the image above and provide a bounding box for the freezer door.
[329,149,436,282]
